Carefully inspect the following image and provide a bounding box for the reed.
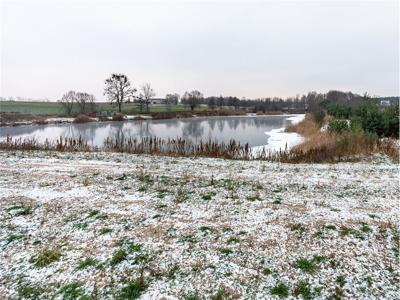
[0,136,92,152]
[0,135,290,161]
[0,134,397,163]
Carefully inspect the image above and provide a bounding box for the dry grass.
[73,114,93,123]
[284,114,399,163]
[0,136,92,152]
[112,113,125,121]
[285,114,322,137]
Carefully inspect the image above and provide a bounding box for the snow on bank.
[252,114,305,155]
[285,114,305,125]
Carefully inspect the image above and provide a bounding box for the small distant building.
[149,98,165,104]
[380,100,391,107]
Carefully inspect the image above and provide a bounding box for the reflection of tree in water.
[252,117,263,128]
[0,124,47,137]
[241,118,248,130]
[66,123,98,145]
[217,119,225,132]
[182,120,204,141]
[135,121,153,138]
[164,119,180,129]
[107,123,128,141]
[226,118,240,130]
[2,115,295,148]
[207,118,217,131]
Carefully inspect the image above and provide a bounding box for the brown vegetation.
[285,114,399,162]
[0,136,288,161]
[0,136,92,152]
[73,114,94,123]
[112,113,125,121]
[0,113,49,126]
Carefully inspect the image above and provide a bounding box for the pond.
[0,114,304,151]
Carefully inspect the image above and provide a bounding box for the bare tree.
[104,74,136,112]
[208,96,217,110]
[135,94,145,113]
[58,91,77,116]
[217,96,224,109]
[76,92,96,114]
[165,93,179,111]
[165,93,179,105]
[140,83,156,112]
[182,90,203,111]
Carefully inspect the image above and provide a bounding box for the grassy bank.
[0,101,210,115]
[286,114,399,163]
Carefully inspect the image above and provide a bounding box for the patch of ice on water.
[285,113,305,124]
[252,114,305,154]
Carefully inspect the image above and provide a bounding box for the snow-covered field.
[0,151,399,299]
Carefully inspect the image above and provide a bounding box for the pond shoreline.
[0,110,295,127]
[0,114,305,152]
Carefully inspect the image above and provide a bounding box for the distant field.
[0,101,64,115]
[0,101,207,115]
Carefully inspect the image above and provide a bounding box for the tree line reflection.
[1,116,290,147]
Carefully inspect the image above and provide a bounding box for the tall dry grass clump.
[285,114,322,137]
[0,136,92,152]
[73,114,93,123]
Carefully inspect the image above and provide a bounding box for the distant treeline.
[184,90,399,114]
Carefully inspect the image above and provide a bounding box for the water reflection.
[0,115,296,147]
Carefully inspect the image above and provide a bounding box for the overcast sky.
[0,0,398,100]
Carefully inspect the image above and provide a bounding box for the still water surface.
[0,115,301,148]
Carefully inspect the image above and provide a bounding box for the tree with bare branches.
[182,90,203,111]
[76,92,96,114]
[140,83,156,112]
[104,74,136,112]
[58,91,77,116]
[165,93,179,111]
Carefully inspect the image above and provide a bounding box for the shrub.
[326,103,352,119]
[325,98,399,138]
[112,113,125,121]
[73,114,93,123]
[382,105,399,137]
[351,101,398,137]
[328,119,350,134]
